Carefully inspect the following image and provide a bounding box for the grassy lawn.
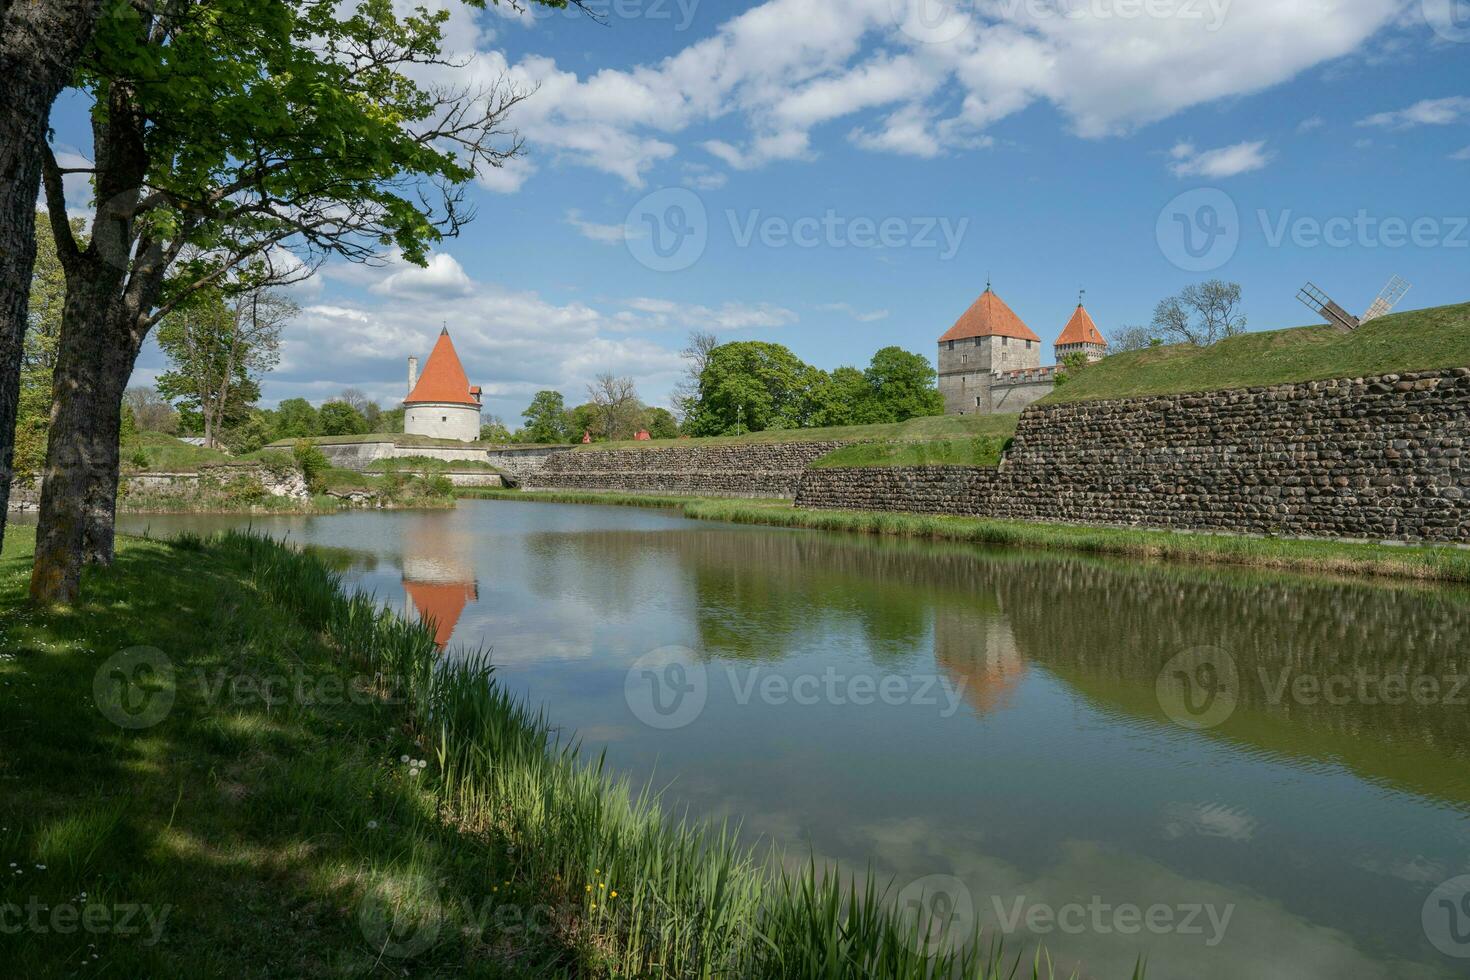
[122,432,233,472]
[0,524,1094,979]
[365,455,506,474]
[0,525,531,976]
[579,413,1022,451]
[465,489,1470,583]
[1046,301,1470,404]
[810,436,1010,469]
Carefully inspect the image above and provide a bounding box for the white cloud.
[1297,115,1326,133]
[680,163,728,190]
[252,250,802,415]
[623,297,798,331]
[565,209,629,245]
[458,0,1401,188]
[1451,145,1470,161]
[371,253,475,298]
[1168,139,1272,178]
[816,302,890,323]
[1357,95,1470,128]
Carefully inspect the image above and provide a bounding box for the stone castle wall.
[525,441,849,498]
[797,369,1470,543]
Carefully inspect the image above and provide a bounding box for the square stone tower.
[1053,302,1109,364]
[937,286,1042,415]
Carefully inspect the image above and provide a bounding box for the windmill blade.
[1360,275,1411,325]
[1296,282,1360,333]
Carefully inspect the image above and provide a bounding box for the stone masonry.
[525,441,850,498]
[797,369,1470,543]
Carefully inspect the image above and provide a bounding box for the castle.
[404,328,482,441]
[937,286,1107,415]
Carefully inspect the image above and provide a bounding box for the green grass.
[265,433,561,450]
[0,525,1117,978]
[365,455,506,474]
[581,413,1022,451]
[1045,301,1470,404]
[811,436,1011,469]
[122,432,233,472]
[463,489,1470,583]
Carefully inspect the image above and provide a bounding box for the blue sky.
[49,0,1470,424]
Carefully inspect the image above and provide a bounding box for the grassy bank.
[0,525,1109,978]
[811,436,1010,469]
[462,488,1470,583]
[1045,301,1470,405]
[582,412,1021,452]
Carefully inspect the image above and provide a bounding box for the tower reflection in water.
[399,512,478,648]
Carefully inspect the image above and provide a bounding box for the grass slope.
[123,432,233,472]
[583,413,1021,452]
[0,525,1115,979]
[461,489,1470,583]
[1046,301,1470,404]
[810,436,1010,469]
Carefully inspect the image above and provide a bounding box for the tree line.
[499,335,944,445]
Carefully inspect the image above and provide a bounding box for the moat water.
[105,501,1470,978]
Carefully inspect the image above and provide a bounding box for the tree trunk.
[0,0,102,557]
[29,267,133,601]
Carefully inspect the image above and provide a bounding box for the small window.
[961,353,967,363]
[975,396,982,406]
[1025,339,1032,349]
[974,337,982,347]
[441,416,448,422]
[1002,336,1009,346]
[947,340,954,350]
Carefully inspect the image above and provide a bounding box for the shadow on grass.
[0,528,556,978]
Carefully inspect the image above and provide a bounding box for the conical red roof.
[1055,304,1106,347]
[404,579,477,648]
[406,329,478,406]
[938,288,1040,343]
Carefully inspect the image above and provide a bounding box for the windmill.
[1295,276,1411,333]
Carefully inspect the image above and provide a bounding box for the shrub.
[292,439,329,494]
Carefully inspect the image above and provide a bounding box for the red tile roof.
[404,579,477,648]
[938,288,1040,343]
[405,329,479,406]
[1055,304,1107,348]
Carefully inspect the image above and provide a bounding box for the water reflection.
[399,511,478,648]
[107,503,1470,978]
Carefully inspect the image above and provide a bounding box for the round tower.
[403,327,482,441]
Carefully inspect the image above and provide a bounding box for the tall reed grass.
[214,531,1140,978]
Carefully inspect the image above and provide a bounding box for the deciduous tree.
[863,346,943,423]
[686,341,824,436]
[0,0,104,551]
[520,390,569,443]
[672,329,718,422]
[31,0,562,603]
[1151,280,1246,346]
[155,284,292,449]
[587,374,641,441]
